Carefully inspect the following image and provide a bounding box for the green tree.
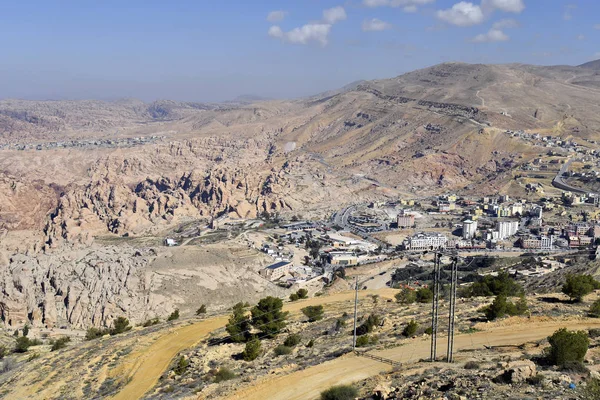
[296,288,309,299]
[196,305,207,315]
[562,274,600,302]
[226,303,251,343]
[167,309,180,321]
[321,385,358,400]
[356,314,380,336]
[416,287,433,303]
[402,320,418,337]
[483,295,508,320]
[464,271,523,298]
[251,296,288,338]
[395,288,417,304]
[242,337,262,361]
[301,305,324,322]
[110,317,132,335]
[546,328,589,367]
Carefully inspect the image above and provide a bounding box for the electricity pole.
[352,276,358,350]
[447,256,458,362]
[430,252,441,361]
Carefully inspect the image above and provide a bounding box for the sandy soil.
[225,318,600,400]
[110,289,398,399]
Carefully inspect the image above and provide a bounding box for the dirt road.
[226,318,600,400]
[110,289,398,399]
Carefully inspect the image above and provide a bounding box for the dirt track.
[110,289,398,399]
[225,319,600,400]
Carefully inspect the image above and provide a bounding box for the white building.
[462,219,478,239]
[403,233,448,251]
[496,220,519,240]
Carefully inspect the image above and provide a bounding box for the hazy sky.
[1,0,599,102]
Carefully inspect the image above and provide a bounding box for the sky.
[1,0,599,102]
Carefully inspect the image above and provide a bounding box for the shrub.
[110,317,132,335]
[589,300,600,318]
[15,337,32,353]
[306,339,314,348]
[402,320,418,337]
[167,309,180,321]
[289,293,300,302]
[173,355,189,375]
[416,288,433,303]
[527,374,545,385]
[226,302,251,343]
[562,274,600,302]
[214,367,236,383]
[395,288,417,304]
[284,334,301,347]
[589,328,600,338]
[561,360,588,373]
[196,305,207,315]
[335,318,346,331]
[302,305,324,322]
[464,361,480,370]
[297,289,309,299]
[546,328,589,367]
[22,324,29,337]
[242,337,262,361]
[251,296,288,338]
[320,385,358,400]
[274,345,292,356]
[582,378,600,399]
[85,327,109,340]
[143,317,160,327]
[355,335,369,347]
[424,327,433,335]
[0,345,6,359]
[356,314,381,336]
[51,337,71,351]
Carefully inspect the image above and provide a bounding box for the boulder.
[504,360,537,383]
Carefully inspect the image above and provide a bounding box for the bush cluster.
[321,385,358,400]
[356,314,381,336]
[462,271,523,298]
[563,274,600,302]
[480,295,528,321]
[302,305,324,322]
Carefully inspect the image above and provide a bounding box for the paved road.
[552,157,597,195]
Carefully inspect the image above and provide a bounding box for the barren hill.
[0,60,599,328]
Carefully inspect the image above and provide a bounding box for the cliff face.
[44,166,292,246]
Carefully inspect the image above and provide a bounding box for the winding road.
[110,289,398,400]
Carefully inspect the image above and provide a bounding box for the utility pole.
[430,252,441,362]
[352,276,359,350]
[447,256,458,362]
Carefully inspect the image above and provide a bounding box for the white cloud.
[437,2,485,27]
[492,18,519,29]
[577,34,585,41]
[363,0,435,12]
[323,6,347,24]
[471,28,509,42]
[362,18,393,31]
[594,24,600,30]
[269,24,332,46]
[481,0,525,14]
[563,4,576,21]
[267,10,288,23]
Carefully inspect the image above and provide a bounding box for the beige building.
[259,261,291,281]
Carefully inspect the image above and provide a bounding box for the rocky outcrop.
[0,246,167,329]
[44,166,293,246]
